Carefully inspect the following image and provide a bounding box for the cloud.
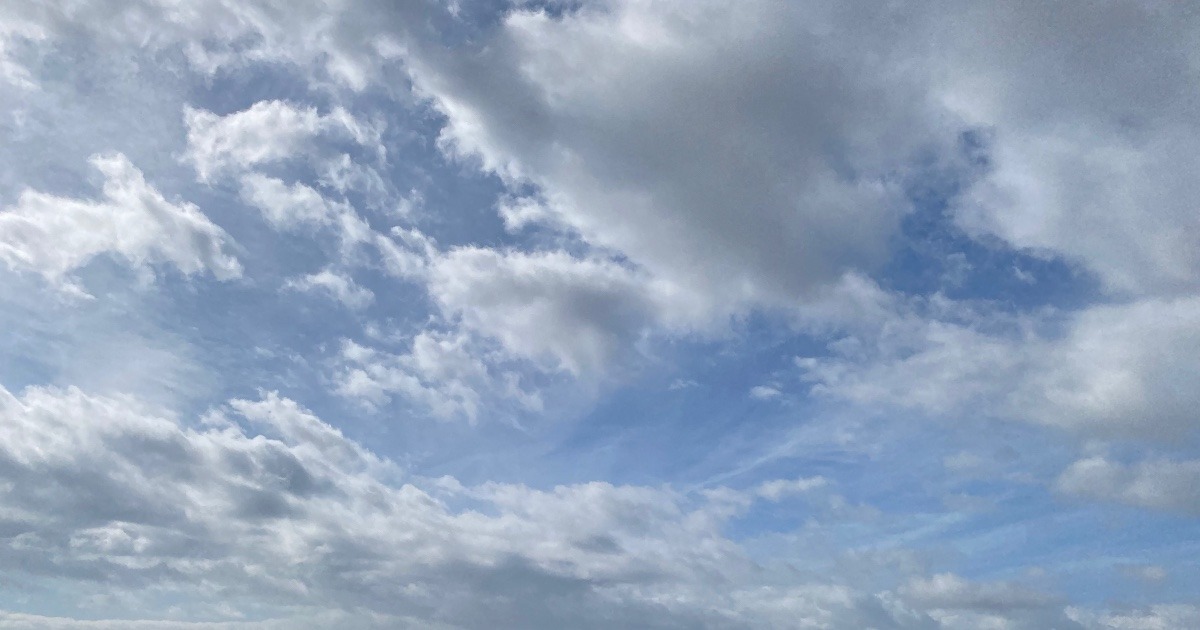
[333,333,541,421]
[798,294,1200,440]
[237,175,353,231]
[183,101,381,182]
[408,0,935,327]
[10,383,1157,630]
[1056,457,1200,515]
[748,385,781,401]
[283,268,373,309]
[1068,604,1200,630]
[929,2,1200,296]
[900,573,1082,630]
[0,382,961,629]
[427,247,662,374]
[755,476,827,502]
[901,573,1056,612]
[0,153,240,293]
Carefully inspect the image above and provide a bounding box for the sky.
[0,0,1198,628]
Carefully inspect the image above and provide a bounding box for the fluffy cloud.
[0,153,240,293]
[184,101,380,182]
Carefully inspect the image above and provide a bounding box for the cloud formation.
[0,153,240,294]
[1,0,1198,626]
[0,384,938,628]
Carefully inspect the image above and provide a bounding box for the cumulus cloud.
[0,153,240,293]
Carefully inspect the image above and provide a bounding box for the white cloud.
[0,13,45,90]
[374,227,435,280]
[0,153,240,293]
[748,385,781,401]
[334,333,541,421]
[238,174,352,231]
[184,101,381,182]
[283,268,373,309]
[1056,457,1200,515]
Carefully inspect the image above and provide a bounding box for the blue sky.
[1,1,1199,628]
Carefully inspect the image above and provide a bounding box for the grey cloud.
[427,247,662,374]
[409,0,934,322]
[926,1,1200,295]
